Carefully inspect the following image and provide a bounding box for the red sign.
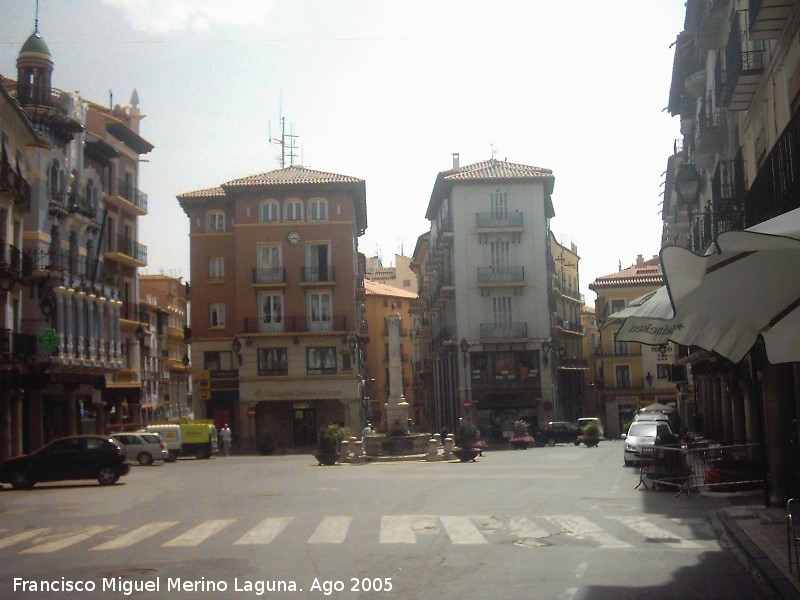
[462,399,472,410]
[247,407,256,418]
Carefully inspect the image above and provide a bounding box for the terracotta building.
[177,165,367,451]
[362,279,418,430]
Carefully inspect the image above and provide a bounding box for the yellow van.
[179,422,218,459]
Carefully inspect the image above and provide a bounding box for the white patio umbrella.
[658,206,800,364]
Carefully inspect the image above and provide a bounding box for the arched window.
[308,198,328,221]
[259,200,280,222]
[49,160,64,203]
[206,210,225,232]
[284,200,303,222]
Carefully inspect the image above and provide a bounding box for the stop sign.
[247,407,256,418]
[462,399,472,410]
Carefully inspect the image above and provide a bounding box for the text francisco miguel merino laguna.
[13,576,298,596]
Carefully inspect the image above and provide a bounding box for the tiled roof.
[176,186,225,199]
[364,279,417,299]
[589,257,663,289]
[443,158,553,181]
[223,165,363,188]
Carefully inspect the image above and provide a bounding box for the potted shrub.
[454,421,482,462]
[315,424,344,465]
[581,421,600,447]
[509,420,534,450]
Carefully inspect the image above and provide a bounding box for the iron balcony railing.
[67,191,97,218]
[745,107,800,225]
[477,266,524,284]
[5,82,72,113]
[0,154,32,210]
[243,315,347,334]
[0,240,23,272]
[479,322,527,339]
[110,235,147,263]
[0,330,38,361]
[115,178,148,212]
[720,10,765,110]
[121,302,149,323]
[301,266,335,283]
[252,267,286,284]
[475,211,523,228]
[712,152,746,234]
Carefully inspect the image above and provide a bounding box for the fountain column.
[384,309,409,435]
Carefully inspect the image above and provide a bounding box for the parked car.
[112,432,168,466]
[622,421,675,466]
[0,435,130,489]
[535,421,582,446]
[577,417,605,439]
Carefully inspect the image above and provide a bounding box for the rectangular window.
[490,240,510,268]
[285,201,303,221]
[260,202,279,222]
[306,242,330,281]
[210,303,226,327]
[307,292,332,331]
[492,296,512,324]
[258,348,288,376]
[490,191,508,219]
[257,244,281,268]
[308,199,327,221]
[208,257,224,281]
[307,347,337,375]
[615,365,631,389]
[204,351,221,370]
[259,292,284,332]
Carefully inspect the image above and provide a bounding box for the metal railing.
[301,266,335,283]
[252,267,286,284]
[0,330,38,361]
[243,315,347,334]
[115,178,148,212]
[479,322,527,339]
[0,154,32,209]
[477,266,524,284]
[110,235,148,263]
[475,211,523,228]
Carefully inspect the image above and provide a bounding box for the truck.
[146,421,218,460]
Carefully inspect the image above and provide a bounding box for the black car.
[0,435,130,489]
[535,422,582,446]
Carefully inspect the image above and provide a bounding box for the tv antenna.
[269,114,298,168]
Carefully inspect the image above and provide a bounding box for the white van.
[145,424,182,462]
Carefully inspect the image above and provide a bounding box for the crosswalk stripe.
[234,517,292,545]
[607,516,704,549]
[0,528,49,549]
[308,516,352,544]
[508,517,550,546]
[380,515,439,544]
[21,526,115,554]
[92,522,180,551]
[440,516,488,544]
[163,519,236,547]
[545,516,632,549]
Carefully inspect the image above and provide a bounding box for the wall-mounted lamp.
[459,337,471,367]
[231,336,242,366]
[674,161,703,203]
[181,352,190,367]
[134,325,145,345]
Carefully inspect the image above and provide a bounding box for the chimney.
[452,153,460,171]
[636,254,644,267]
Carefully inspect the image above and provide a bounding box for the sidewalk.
[716,504,800,599]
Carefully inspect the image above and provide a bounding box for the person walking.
[361,422,374,443]
[220,424,233,456]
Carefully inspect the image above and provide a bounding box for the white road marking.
[21,526,115,554]
[308,516,352,544]
[439,516,488,544]
[574,561,588,579]
[234,517,293,545]
[163,519,236,547]
[92,521,180,550]
[508,516,550,546]
[0,528,49,549]
[608,516,704,549]
[545,516,632,549]
[380,515,439,544]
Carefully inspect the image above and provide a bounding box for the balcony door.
[306,242,330,282]
[257,243,282,284]
[307,291,332,331]
[259,292,283,333]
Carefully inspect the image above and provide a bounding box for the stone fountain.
[363,307,430,459]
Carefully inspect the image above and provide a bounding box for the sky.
[0,0,685,304]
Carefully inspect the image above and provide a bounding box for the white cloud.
[101,0,275,33]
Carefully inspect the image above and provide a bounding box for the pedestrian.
[220,424,233,456]
[361,422,374,443]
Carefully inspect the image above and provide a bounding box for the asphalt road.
[0,440,773,600]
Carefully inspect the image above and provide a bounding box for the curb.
[716,509,800,600]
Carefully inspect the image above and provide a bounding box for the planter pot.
[511,440,528,450]
[315,453,338,466]
[453,448,481,462]
[584,437,599,448]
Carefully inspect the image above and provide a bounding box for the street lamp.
[459,337,471,367]
[674,161,703,204]
[645,372,654,387]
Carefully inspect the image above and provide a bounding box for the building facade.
[0,27,152,455]
[665,0,800,503]
[362,279,418,430]
[365,253,417,292]
[589,255,680,438]
[178,165,367,451]
[411,154,557,440]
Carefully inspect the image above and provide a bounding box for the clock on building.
[287,231,301,245]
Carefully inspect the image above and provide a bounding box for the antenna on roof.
[269,96,299,168]
[34,0,40,33]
